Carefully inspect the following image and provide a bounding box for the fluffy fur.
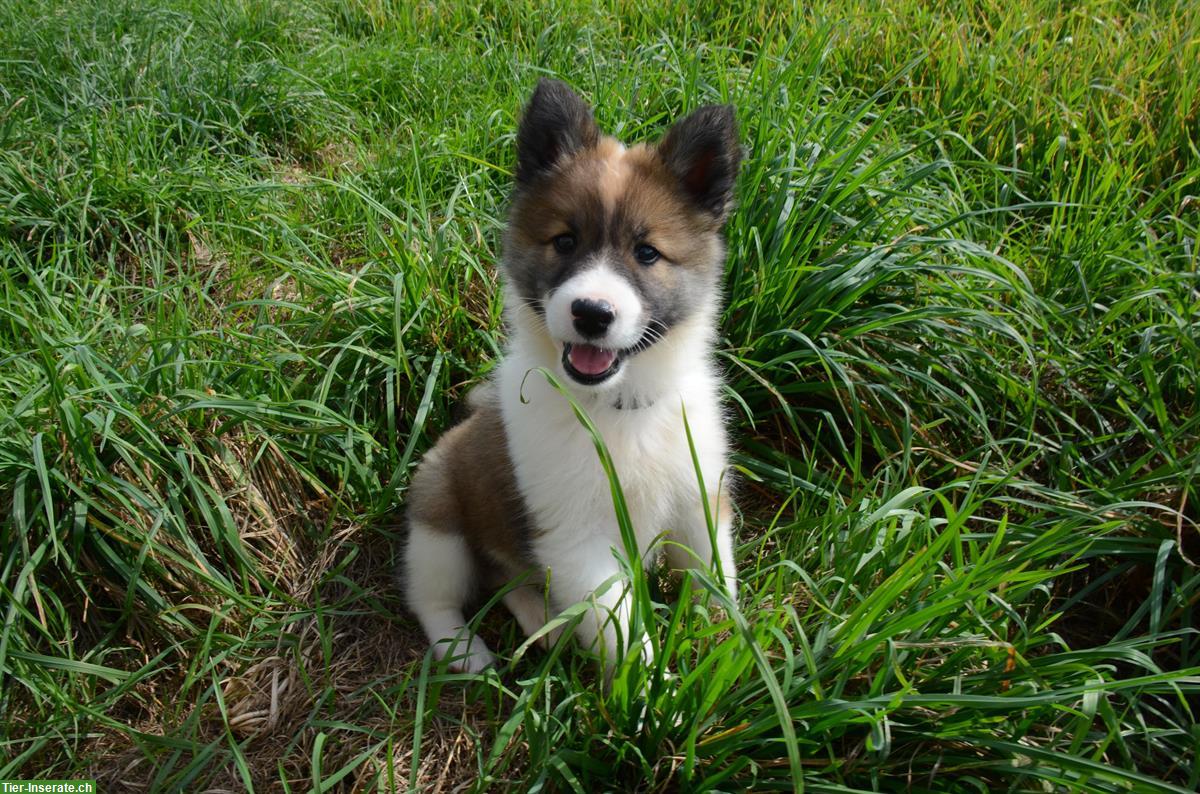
[402,79,741,672]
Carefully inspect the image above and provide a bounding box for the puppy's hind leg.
[404,521,496,673]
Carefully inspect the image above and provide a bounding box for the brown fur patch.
[405,397,531,581]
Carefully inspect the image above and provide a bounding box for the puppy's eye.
[552,234,576,254]
[634,243,660,265]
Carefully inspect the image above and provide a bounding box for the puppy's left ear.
[659,105,741,220]
[515,79,599,185]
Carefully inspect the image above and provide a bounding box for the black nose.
[571,298,615,338]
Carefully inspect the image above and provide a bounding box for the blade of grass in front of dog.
[680,403,738,588]
[522,367,652,651]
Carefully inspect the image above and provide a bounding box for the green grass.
[1,0,1197,790]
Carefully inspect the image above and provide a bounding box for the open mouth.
[561,343,621,385]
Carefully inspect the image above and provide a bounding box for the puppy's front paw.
[437,635,497,674]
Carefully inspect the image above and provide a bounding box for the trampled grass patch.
[1,0,1197,790]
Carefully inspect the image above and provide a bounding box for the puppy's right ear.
[658,105,740,221]
[515,79,598,185]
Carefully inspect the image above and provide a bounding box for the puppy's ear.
[658,105,740,220]
[515,79,599,185]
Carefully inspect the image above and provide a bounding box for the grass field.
[2,0,1198,790]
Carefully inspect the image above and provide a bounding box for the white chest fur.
[489,318,736,664]
[496,321,729,569]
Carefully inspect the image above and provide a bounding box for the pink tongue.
[568,344,617,375]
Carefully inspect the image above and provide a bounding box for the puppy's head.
[502,79,739,390]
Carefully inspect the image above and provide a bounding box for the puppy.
[403,79,740,672]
